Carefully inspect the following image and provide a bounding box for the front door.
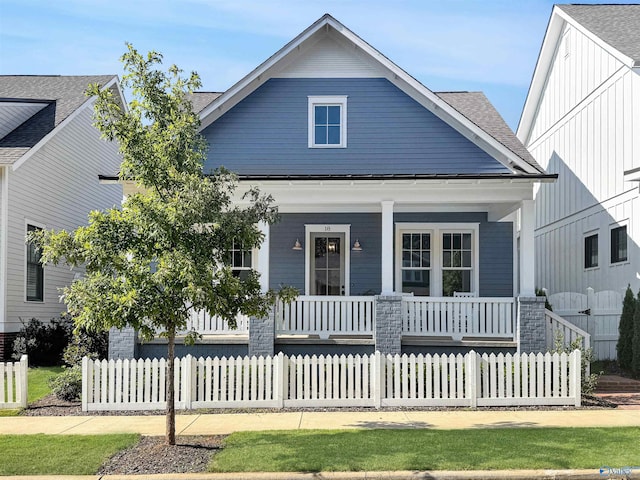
[310,233,345,295]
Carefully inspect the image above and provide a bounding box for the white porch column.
[257,221,270,293]
[519,200,535,296]
[381,200,394,294]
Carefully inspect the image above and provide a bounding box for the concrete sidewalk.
[2,409,640,435]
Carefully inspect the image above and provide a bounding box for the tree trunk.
[166,328,176,445]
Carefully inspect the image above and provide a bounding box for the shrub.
[62,326,108,367]
[617,285,636,370]
[552,331,601,395]
[48,365,82,402]
[11,315,74,366]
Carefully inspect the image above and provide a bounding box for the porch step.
[595,375,640,393]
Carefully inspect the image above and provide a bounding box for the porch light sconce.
[352,239,363,251]
[292,239,303,251]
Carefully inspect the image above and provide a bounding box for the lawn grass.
[0,434,139,475]
[210,427,640,472]
[27,366,64,403]
[0,366,63,416]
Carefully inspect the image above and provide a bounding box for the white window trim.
[308,95,347,148]
[583,230,599,271]
[304,224,350,296]
[609,220,630,266]
[24,219,46,303]
[395,223,479,297]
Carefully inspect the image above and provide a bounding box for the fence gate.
[547,288,621,360]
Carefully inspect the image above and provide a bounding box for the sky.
[0,0,636,130]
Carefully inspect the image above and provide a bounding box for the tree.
[617,285,636,370]
[633,289,640,375]
[31,45,295,445]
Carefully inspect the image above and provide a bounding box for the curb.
[0,470,615,480]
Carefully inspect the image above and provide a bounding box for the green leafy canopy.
[31,44,296,342]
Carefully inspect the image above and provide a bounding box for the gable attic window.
[26,224,44,302]
[308,96,347,148]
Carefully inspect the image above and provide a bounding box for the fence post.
[182,355,192,410]
[467,351,477,408]
[373,351,382,409]
[572,349,582,407]
[275,352,285,408]
[81,356,89,411]
[19,355,28,408]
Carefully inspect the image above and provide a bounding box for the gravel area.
[98,435,225,475]
[22,393,615,417]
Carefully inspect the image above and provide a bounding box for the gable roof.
[517,4,640,142]
[557,4,640,65]
[0,75,117,166]
[197,14,545,177]
[436,92,543,172]
[189,91,222,115]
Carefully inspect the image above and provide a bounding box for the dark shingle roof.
[435,91,544,173]
[557,4,640,64]
[190,92,222,115]
[0,75,115,165]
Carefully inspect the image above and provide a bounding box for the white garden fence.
[82,350,581,411]
[546,288,621,360]
[0,355,28,409]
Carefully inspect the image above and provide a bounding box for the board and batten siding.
[201,78,509,176]
[269,212,513,297]
[3,106,122,333]
[526,18,640,297]
[535,191,640,295]
[527,23,626,144]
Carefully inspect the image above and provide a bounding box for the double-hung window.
[308,96,347,148]
[441,232,473,296]
[227,241,253,280]
[584,233,598,269]
[26,224,44,302]
[396,223,478,297]
[400,232,431,296]
[610,225,628,264]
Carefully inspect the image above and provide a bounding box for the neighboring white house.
[517,4,640,297]
[0,75,124,360]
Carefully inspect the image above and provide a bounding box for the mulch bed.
[98,435,226,475]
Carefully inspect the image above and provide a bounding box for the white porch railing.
[0,355,28,409]
[276,296,374,339]
[183,310,249,335]
[402,297,516,340]
[545,309,591,353]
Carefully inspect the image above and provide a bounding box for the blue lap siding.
[201,78,509,176]
[270,212,513,297]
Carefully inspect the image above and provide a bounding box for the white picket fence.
[546,288,621,360]
[0,355,28,409]
[82,350,582,411]
[402,297,516,340]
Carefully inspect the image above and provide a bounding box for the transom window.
[26,224,44,302]
[611,225,628,264]
[396,223,479,297]
[584,233,598,269]
[308,96,347,148]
